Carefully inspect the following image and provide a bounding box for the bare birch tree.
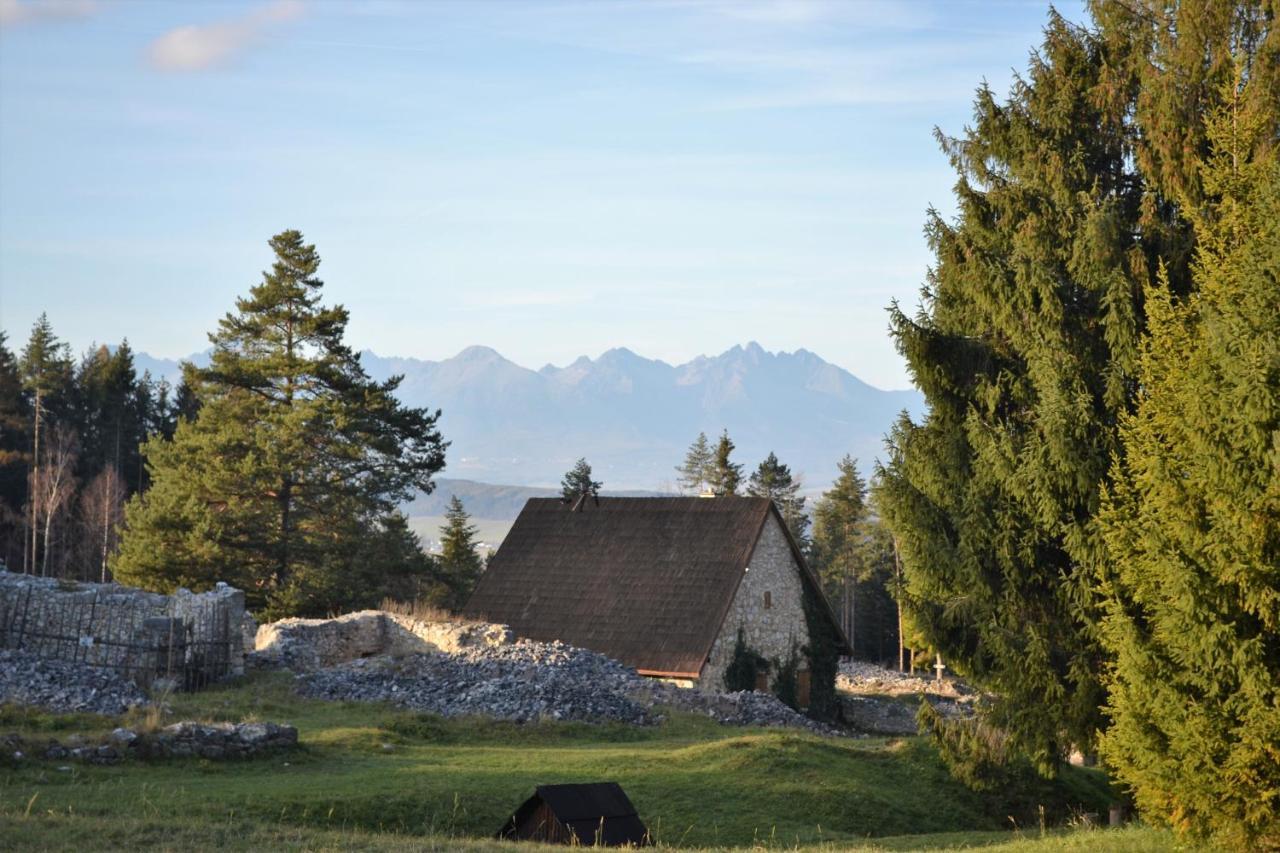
[30,422,78,577]
[80,466,125,582]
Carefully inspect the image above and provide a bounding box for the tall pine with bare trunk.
[113,230,447,617]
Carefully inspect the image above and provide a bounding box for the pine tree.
[871,12,1148,770]
[560,457,601,501]
[171,371,201,427]
[1096,78,1280,850]
[707,429,742,497]
[19,314,73,575]
[746,451,807,545]
[809,456,868,643]
[73,341,144,493]
[675,431,713,494]
[112,230,447,617]
[872,1,1278,775]
[437,495,484,608]
[0,333,30,570]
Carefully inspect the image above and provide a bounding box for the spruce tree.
[809,456,867,641]
[19,314,74,575]
[438,495,484,608]
[0,333,30,570]
[112,230,447,617]
[873,0,1277,775]
[73,341,144,493]
[707,429,742,497]
[675,431,713,494]
[1097,81,1279,850]
[560,457,601,501]
[746,451,808,545]
[872,12,1147,770]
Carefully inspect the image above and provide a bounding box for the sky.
[0,0,1087,391]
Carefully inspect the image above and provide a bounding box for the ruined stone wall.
[252,610,512,671]
[700,514,809,691]
[0,571,245,684]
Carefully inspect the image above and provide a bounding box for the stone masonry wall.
[0,571,246,683]
[252,610,512,671]
[700,514,809,691]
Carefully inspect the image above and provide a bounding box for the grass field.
[0,673,1191,851]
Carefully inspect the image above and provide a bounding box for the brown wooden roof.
[463,496,848,677]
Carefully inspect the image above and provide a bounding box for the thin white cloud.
[0,0,95,28]
[147,0,303,72]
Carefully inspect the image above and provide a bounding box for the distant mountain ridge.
[405,478,667,520]
[133,342,925,491]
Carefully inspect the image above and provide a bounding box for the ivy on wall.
[723,626,769,693]
[801,586,840,721]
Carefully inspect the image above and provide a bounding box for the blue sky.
[0,0,1086,390]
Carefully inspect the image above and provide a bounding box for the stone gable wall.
[700,513,809,691]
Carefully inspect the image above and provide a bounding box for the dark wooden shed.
[497,782,650,847]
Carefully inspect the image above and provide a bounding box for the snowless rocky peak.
[138,343,924,489]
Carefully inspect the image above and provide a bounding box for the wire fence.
[0,582,237,690]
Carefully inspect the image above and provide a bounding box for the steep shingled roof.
[462,496,847,677]
[497,782,649,846]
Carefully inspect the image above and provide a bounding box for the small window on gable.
[763,591,772,609]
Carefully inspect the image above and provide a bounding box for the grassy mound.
[0,672,1164,850]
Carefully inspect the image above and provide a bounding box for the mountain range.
[133,343,925,494]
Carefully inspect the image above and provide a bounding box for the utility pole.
[29,388,41,575]
[894,537,904,673]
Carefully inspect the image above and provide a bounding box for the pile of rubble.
[836,660,976,699]
[299,638,653,724]
[250,609,514,673]
[297,632,834,734]
[0,649,149,715]
[643,683,839,733]
[835,660,979,735]
[4,721,297,766]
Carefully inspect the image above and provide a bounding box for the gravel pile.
[642,683,839,734]
[0,649,149,715]
[833,660,979,735]
[836,660,976,700]
[298,637,835,733]
[299,639,654,724]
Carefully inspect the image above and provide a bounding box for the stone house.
[463,497,849,701]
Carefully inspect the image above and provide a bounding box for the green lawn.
[0,673,1190,851]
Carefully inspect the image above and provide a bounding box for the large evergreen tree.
[0,333,30,570]
[19,314,74,575]
[112,230,447,617]
[746,451,808,545]
[873,12,1149,771]
[809,457,867,640]
[560,457,601,501]
[873,0,1277,776]
[1097,80,1279,850]
[73,341,146,492]
[707,429,742,497]
[675,431,713,494]
[437,495,484,608]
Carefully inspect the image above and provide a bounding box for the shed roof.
[463,496,848,678]
[498,782,649,846]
